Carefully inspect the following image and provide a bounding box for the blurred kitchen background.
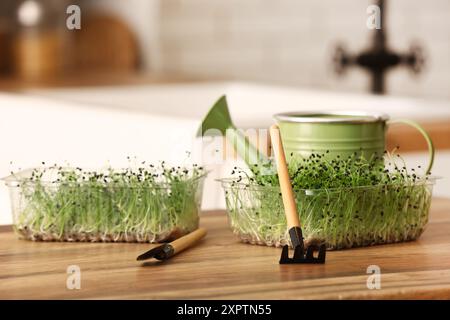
[0,0,449,224]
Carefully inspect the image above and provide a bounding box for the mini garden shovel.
[137,228,207,262]
[269,124,326,264]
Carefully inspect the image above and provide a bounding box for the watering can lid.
[274,111,389,124]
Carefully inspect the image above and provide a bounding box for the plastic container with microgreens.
[219,152,436,249]
[3,163,206,242]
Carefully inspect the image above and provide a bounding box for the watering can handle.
[387,119,435,174]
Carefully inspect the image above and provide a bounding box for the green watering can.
[198,95,435,174]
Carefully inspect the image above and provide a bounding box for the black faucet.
[333,0,425,94]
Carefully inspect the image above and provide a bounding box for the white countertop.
[24,81,450,127]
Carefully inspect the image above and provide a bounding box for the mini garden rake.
[269,125,326,264]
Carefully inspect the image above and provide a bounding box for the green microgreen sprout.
[8,161,206,242]
[221,150,434,249]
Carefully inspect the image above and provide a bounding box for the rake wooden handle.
[269,124,301,229]
[171,227,207,254]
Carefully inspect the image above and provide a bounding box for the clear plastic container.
[3,168,206,242]
[219,178,436,250]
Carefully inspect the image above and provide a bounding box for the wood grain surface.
[1,198,450,300]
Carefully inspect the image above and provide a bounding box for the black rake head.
[279,226,326,264]
[279,244,326,264]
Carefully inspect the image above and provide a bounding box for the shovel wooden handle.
[270,124,301,229]
[170,227,207,254]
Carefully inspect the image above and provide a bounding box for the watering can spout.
[196,95,232,137]
[197,95,270,167]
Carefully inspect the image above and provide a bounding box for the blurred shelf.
[0,71,201,91]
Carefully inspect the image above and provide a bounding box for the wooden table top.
[1,198,450,300]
